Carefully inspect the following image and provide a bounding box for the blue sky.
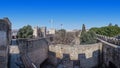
[0,0,120,30]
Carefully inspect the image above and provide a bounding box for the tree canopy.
[80,24,97,45]
[17,25,33,38]
[53,29,79,44]
[114,24,118,27]
[90,24,120,37]
[108,23,112,26]
[82,24,86,32]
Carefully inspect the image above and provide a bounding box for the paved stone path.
[9,45,20,68]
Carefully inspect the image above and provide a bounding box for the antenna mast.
[61,24,63,29]
[49,19,53,29]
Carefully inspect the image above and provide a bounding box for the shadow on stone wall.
[102,43,119,68]
[40,51,56,68]
[78,50,101,68]
[8,53,24,68]
[108,61,117,68]
[18,38,49,68]
[41,49,102,68]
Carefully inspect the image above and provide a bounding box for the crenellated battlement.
[97,34,120,45]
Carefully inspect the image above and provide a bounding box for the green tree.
[80,31,97,45]
[57,29,66,38]
[80,24,97,45]
[108,23,112,26]
[90,25,120,37]
[114,24,118,27]
[17,25,33,38]
[82,24,86,33]
[54,29,75,44]
[54,29,66,44]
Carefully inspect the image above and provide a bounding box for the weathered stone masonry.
[97,34,120,68]
[0,18,11,68]
[49,43,102,68]
[18,37,120,68]
[18,38,49,68]
[1,17,120,68]
[98,38,120,68]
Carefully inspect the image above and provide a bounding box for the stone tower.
[0,17,11,68]
[33,26,41,38]
[40,27,46,37]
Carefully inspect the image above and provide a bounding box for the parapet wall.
[97,34,120,45]
[0,18,11,68]
[98,38,120,68]
[49,43,102,68]
[18,38,49,67]
[18,35,120,68]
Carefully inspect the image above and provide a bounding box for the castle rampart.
[0,18,11,68]
[18,38,48,68]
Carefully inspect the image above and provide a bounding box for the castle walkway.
[9,39,23,68]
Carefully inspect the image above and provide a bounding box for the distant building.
[48,28,56,34]
[33,26,47,38]
[12,29,18,39]
[40,27,47,37]
[0,17,11,68]
[33,26,41,38]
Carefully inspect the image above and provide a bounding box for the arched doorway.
[108,61,117,68]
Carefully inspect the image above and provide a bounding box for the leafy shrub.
[17,25,33,38]
[80,24,97,45]
[80,31,97,45]
[90,24,120,37]
[53,29,79,44]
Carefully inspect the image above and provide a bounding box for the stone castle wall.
[98,38,120,68]
[97,34,120,45]
[18,38,49,67]
[0,18,11,68]
[18,34,120,68]
[49,43,102,68]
